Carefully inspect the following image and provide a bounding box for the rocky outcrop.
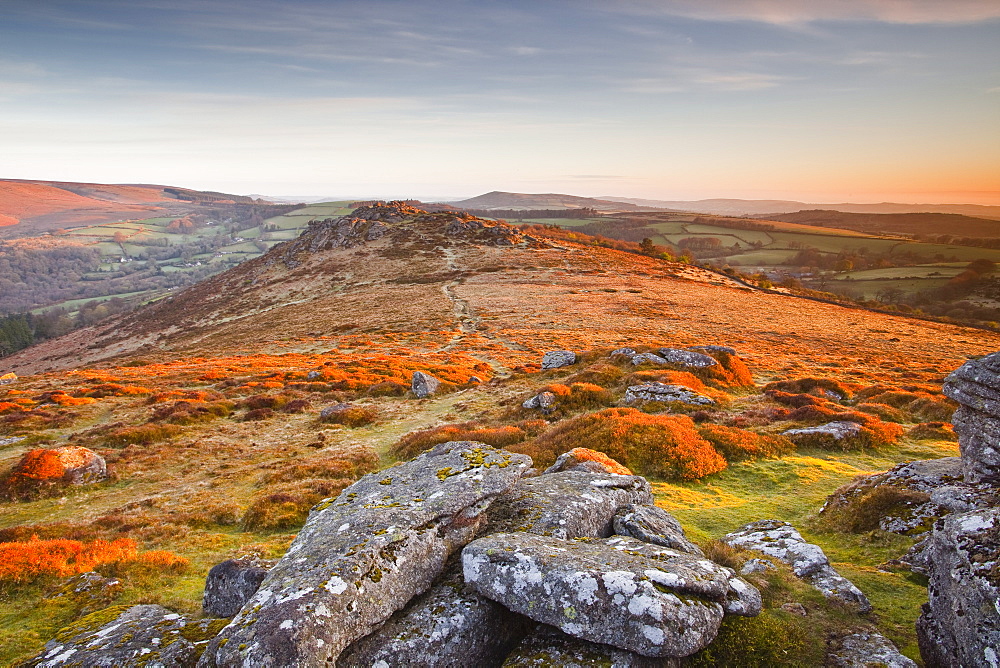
[337,561,532,667]
[624,383,714,406]
[723,520,871,612]
[613,504,704,555]
[782,421,860,445]
[915,507,1000,668]
[411,371,441,398]
[657,349,717,368]
[29,604,226,668]
[541,351,577,369]
[485,469,653,538]
[827,632,917,668]
[502,625,678,667]
[463,533,749,658]
[200,442,532,667]
[202,557,275,618]
[943,352,1000,483]
[820,457,995,535]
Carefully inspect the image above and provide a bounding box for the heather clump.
[697,424,794,461]
[515,407,726,480]
[763,377,854,399]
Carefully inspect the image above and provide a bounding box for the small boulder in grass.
[541,351,577,369]
[545,447,633,476]
[0,372,16,385]
[412,371,441,398]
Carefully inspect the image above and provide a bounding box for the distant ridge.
[599,196,1000,219]
[444,191,671,213]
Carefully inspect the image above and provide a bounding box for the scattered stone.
[609,347,636,358]
[545,448,634,476]
[915,507,1000,668]
[612,504,703,555]
[201,441,531,667]
[781,602,808,616]
[486,469,653,539]
[541,351,577,369]
[943,351,1000,483]
[464,533,747,658]
[306,370,321,380]
[827,632,917,668]
[0,372,16,385]
[30,604,226,668]
[740,558,776,575]
[630,352,669,366]
[202,557,275,618]
[782,421,861,446]
[338,561,531,667]
[723,520,871,612]
[469,376,483,384]
[624,383,714,406]
[502,625,677,667]
[412,371,441,398]
[656,349,717,368]
[319,403,356,420]
[522,391,557,412]
[0,436,25,447]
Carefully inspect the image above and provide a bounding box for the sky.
[1,0,999,203]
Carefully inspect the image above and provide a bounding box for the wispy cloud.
[600,0,1000,25]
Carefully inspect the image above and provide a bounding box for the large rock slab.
[502,625,678,667]
[915,507,1000,668]
[623,383,714,406]
[613,504,703,556]
[541,351,577,369]
[202,557,275,618]
[943,352,1000,482]
[30,604,226,667]
[337,561,531,667]
[200,442,531,667]
[485,469,653,539]
[464,533,744,658]
[723,520,871,612]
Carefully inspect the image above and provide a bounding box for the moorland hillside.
[2,202,1000,664]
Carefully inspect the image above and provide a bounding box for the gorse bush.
[763,377,853,399]
[517,408,727,480]
[105,423,184,447]
[908,422,957,441]
[393,423,528,460]
[150,399,234,424]
[319,404,379,428]
[0,537,188,584]
[697,424,794,461]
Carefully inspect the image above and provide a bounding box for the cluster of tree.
[785,246,961,273]
[768,210,1000,240]
[0,298,134,357]
[162,187,259,205]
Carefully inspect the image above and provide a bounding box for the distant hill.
[0,179,263,238]
[765,209,1000,239]
[445,191,668,212]
[601,196,1000,219]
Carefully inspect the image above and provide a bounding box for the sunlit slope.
[5,204,1000,383]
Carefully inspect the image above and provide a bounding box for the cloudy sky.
[2,0,998,202]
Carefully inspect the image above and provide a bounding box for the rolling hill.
[601,196,1000,219]
[0,179,262,239]
[765,209,1000,239]
[445,191,664,212]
